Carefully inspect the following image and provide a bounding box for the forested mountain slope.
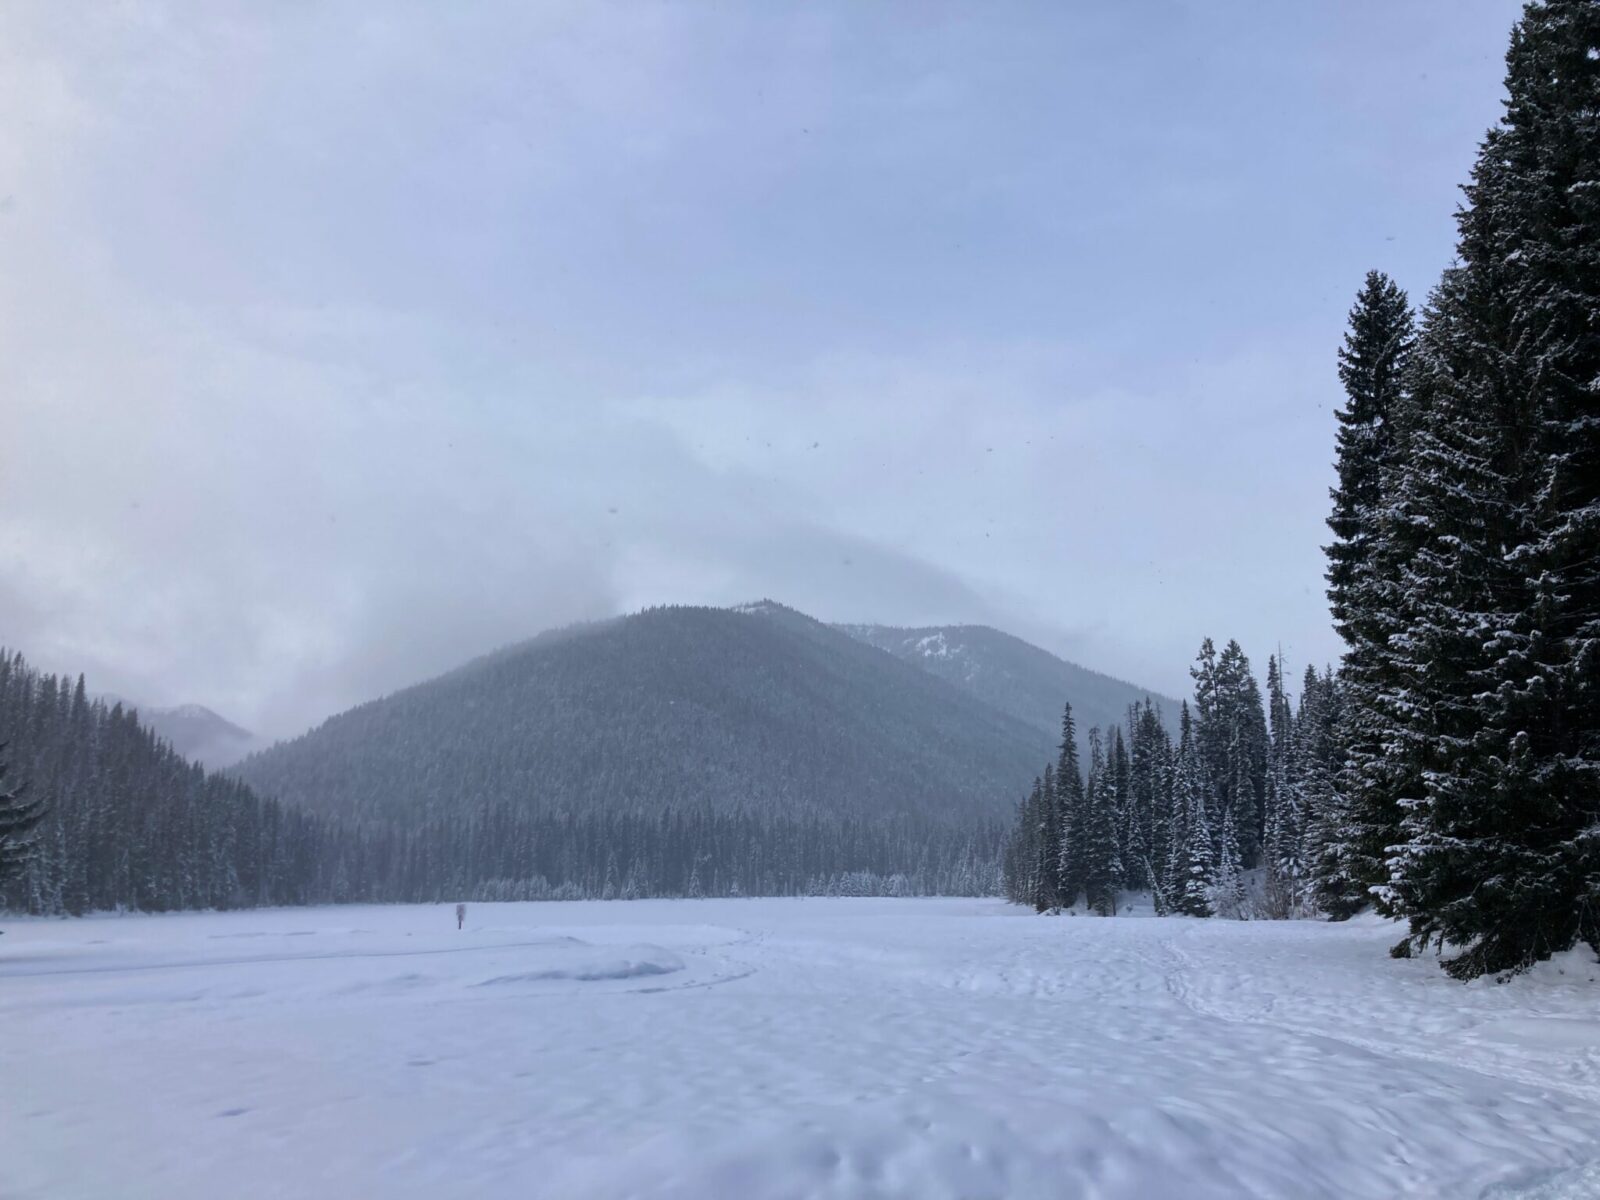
[235,603,1056,827]
[838,622,1178,746]
[0,641,1002,912]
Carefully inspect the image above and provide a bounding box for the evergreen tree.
[1261,654,1307,916]
[1113,724,1148,891]
[1001,798,1028,904]
[1223,641,1270,865]
[0,744,47,888]
[1134,702,1176,912]
[1190,638,1224,826]
[1386,1,1600,976]
[1081,728,1122,916]
[1327,271,1416,635]
[1054,703,1086,908]
[1296,667,1342,882]
[1487,0,1600,971]
[1318,270,1418,919]
[1191,638,1269,866]
[1168,704,1214,917]
[1005,777,1046,907]
[1035,764,1061,912]
[1212,803,1246,920]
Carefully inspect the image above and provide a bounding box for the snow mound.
[475,945,684,986]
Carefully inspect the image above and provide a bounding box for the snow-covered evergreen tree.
[1005,776,1045,907]
[1316,270,1417,920]
[1211,804,1246,920]
[1507,0,1600,969]
[1167,704,1214,917]
[1384,0,1600,976]
[1112,725,1147,891]
[1295,667,1341,894]
[1054,703,1086,909]
[0,744,47,889]
[1134,702,1176,913]
[1260,654,1307,917]
[1081,729,1122,916]
[1191,639,1269,867]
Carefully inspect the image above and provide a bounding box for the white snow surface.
[4,897,1599,1199]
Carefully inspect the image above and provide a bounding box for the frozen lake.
[4,897,1599,1199]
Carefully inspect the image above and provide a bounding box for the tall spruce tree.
[1191,638,1224,827]
[1223,641,1270,866]
[1135,702,1176,912]
[1385,1,1600,976]
[1509,0,1600,967]
[1261,654,1306,916]
[1168,704,1215,917]
[1317,270,1417,919]
[1018,776,1046,908]
[1114,723,1149,891]
[1082,728,1122,916]
[1054,703,1086,908]
[1191,639,1269,867]
[1297,667,1342,882]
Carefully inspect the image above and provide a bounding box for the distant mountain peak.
[837,622,1177,749]
[160,702,248,732]
[101,697,260,768]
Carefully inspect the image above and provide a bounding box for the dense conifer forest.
[0,649,1001,912]
[1001,654,1340,922]
[0,650,331,913]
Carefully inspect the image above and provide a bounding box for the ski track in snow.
[2,898,1598,1200]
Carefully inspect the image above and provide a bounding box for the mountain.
[141,704,260,767]
[837,623,1180,747]
[235,602,1057,827]
[100,699,261,768]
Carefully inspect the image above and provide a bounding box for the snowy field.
[4,898,1599,1200]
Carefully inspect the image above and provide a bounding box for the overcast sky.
[2,1,1522,739]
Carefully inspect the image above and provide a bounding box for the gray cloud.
[0,0,1523,739]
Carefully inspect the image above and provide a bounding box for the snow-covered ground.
[4,898,1598,1200]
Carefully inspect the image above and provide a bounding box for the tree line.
[318,802,1001,905]
[0,650,335,914]
[1002,649,1341,921]
[1004,0,1599,981]
[0,648,1002,914]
